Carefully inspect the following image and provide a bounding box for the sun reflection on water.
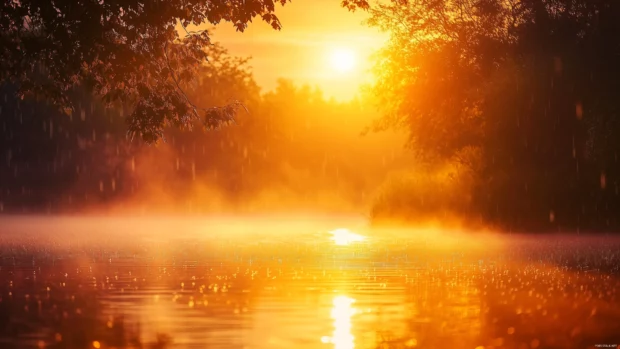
[329,228,365,246]
[321,295,357,349]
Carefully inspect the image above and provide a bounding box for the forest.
[0,42,411,216]
[3,0,620,233]
[365,0,620,233]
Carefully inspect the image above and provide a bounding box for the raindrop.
[576,160,579,173]
[601,172,606,189]
[549,210,555,223]
[576,102,583,120]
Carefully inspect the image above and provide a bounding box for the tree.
[358,0,620,231]
[1,0,289,143]
[0,41,260,213]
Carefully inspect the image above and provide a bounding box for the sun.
[329,228,365,246]
[329,48,357,73]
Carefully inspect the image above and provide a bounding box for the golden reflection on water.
[3,218,620,349]
[322,295,357,349]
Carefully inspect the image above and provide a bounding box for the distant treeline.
[0,44,409,215]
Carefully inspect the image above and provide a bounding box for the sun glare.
[329,228,366,246]
[329,48,357,73]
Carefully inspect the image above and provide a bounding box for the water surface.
[0,216,619,349]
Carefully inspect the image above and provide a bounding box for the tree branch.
[163,41,201,118]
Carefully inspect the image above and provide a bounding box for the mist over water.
[1,215,619,349]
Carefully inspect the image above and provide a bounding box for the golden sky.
[208,0,387,101]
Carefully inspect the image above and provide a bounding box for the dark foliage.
[363,0,620,232]
[0,0,289,143]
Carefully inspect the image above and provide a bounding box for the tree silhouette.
[361,0,620,232]
[1,0,289,143]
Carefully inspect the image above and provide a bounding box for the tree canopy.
[361,0,620,231]
[1,0,291,143]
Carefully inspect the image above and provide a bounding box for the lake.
[0,216,619,349]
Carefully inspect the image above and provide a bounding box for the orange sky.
[207,0,388,101]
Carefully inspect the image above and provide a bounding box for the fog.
[0,213,505,250]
